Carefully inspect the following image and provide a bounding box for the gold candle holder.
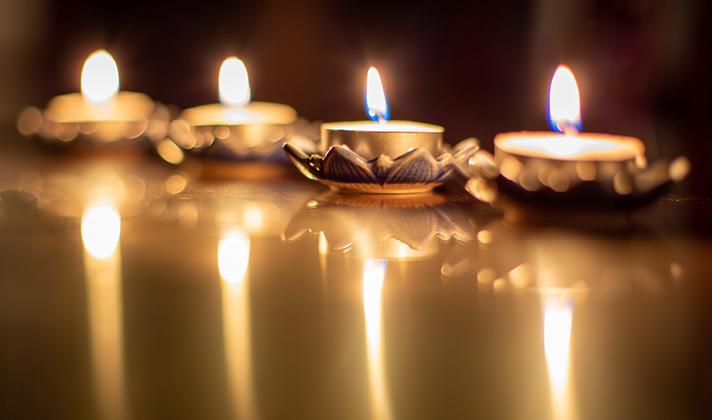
[320,120,443,160]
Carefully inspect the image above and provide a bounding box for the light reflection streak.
[543,296,577,420]
[362,259,392,420]
[218,230,257,419]
[318,232,329,298]
[81,202,126,420]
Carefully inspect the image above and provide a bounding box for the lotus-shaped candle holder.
[283,138,479,194]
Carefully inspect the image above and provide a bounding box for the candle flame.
[548,65,581,133]
[366,67,389,122]
[219,57,251,107]
[81,50,120,103]
[81,202,121,259]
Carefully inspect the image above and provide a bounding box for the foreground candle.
[321,67,443,160]
[18,50,160,144]
[285,66,476,194]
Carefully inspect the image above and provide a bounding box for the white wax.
[496,132,644,161]
[181,101,297,127]
[323,120,443,133]
[46,92,153,123]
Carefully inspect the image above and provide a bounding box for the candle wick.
[558,121,579,136]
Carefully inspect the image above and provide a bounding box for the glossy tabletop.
[1,142,711,420]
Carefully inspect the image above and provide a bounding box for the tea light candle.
[493,65,646,193]
[175,57,297,149]
[321,67,443,160]
[18,50,159,143]
[47,50,153,124]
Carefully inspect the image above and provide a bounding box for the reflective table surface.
[1,143,711,420]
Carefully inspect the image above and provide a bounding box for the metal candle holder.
[17,99,172,153]
[284,134,479,194]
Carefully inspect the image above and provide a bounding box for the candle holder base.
[465,149,691,218]
[283,138,478,194]
[17,101,172,148]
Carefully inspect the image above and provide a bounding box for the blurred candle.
[180,56,296,129]
[495,65,644,163]
[47,50,153,126]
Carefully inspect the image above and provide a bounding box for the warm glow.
[218,230,251,285]
[82,200,126,420]
[363,259,387,345]
[366,67,389,122]
[219,229,257,420]
[81,50,120,103]
[362,258,392,420]
[81,202,121,259]
[242,203,265,232]
[543,297,577,420]
[219,57,251,107]
[544,299,573,391]
[548,65,581,133]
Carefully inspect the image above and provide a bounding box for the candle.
[172,57,297,152]
[18,50,167,145]
[493,65,647,194]
[18,50,158,143]
[284,66,476,194]
[321,67,443,160]
[48,50,154,124]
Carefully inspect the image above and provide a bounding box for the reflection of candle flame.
[548,65,581,133]
[366,67,389,122]
[219,57,251,107]
[218,230,257,419]
[218,230,250,285]
[362,259,392,420]
[82,203,121,259]
[81,202,125,420]
[81,50,119,103]
[543,297,576,420]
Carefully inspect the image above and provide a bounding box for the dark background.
[2,0,710,193]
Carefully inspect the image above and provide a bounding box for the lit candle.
[174,56,297,150]
[49,50,153,123]
[493,65,652,194]
[20,50,157,143]
[321,66,443,160]
[285,66,476,194]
